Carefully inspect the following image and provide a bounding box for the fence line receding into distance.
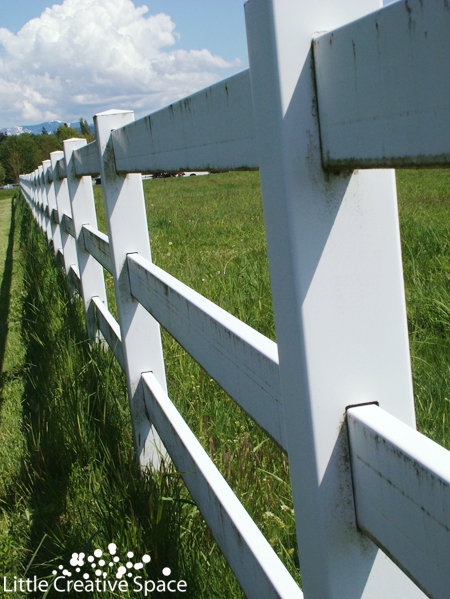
[20,1,450,597]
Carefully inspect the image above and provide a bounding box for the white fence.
[19,0,450,597]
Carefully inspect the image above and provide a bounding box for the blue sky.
[0,0,249,128]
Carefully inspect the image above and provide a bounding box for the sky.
[0,0,249,128]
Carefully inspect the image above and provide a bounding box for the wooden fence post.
[63,138,108,340]
[94,109,167,468]
[245,0,425,597]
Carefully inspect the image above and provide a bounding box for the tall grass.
[397,169,450,447]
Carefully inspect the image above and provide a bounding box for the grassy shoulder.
[0,193,27,574]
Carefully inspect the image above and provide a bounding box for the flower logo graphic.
[51,543,155,581]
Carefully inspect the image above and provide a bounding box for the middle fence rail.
[20,1,450,598]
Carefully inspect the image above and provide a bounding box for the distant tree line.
[0,118,94,185]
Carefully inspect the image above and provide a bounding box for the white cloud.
[0,0,243,126]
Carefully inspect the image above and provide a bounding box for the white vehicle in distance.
[176,171,210,177]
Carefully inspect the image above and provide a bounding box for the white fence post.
[31,173,36,221]
[45,158,63,260]
[27,172,35,220]
[40,165,48,238]
[50,151,78,279]
[94,109,167,468]
[63,138,108,339]
[245,0,424,597]
[37,168,43,233]
[42,160,52,245]
[37,167,44,234]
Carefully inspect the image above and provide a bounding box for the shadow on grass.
[0,196,16,377]
[6,200,200,598]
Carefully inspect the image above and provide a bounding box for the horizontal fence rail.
[313,0,450,170]
[55,158,67,179]
[91,296,125,370]
[61,213,75,238]
[51,208,59,224]
[81,225,113,274]
[18,0,450,596]
[142,372,301,599]
[73,140,101,177]
[127,253,286,450]
[347,404,450,599]
[67,264,81,295]
[111,70,257,173]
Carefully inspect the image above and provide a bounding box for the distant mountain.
[0,120,94,136]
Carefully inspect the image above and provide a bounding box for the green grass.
[2,168,450,597]
[396,169,450,447]
[0,193,27,576]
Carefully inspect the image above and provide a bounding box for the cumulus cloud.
[0,0,243,126]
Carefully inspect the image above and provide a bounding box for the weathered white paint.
[73,140,101,177]
[245,0,423,597]
[91,296,125,370]
[313,0,450,169]
[111,70,257,173]
[94,109,168,468]
[347,404,450,599]
[141,371,302,599]
[82,225,113,274]
[64,138,108,339]
[127,253,286,451]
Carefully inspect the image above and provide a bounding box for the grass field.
[0,169,450,597]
